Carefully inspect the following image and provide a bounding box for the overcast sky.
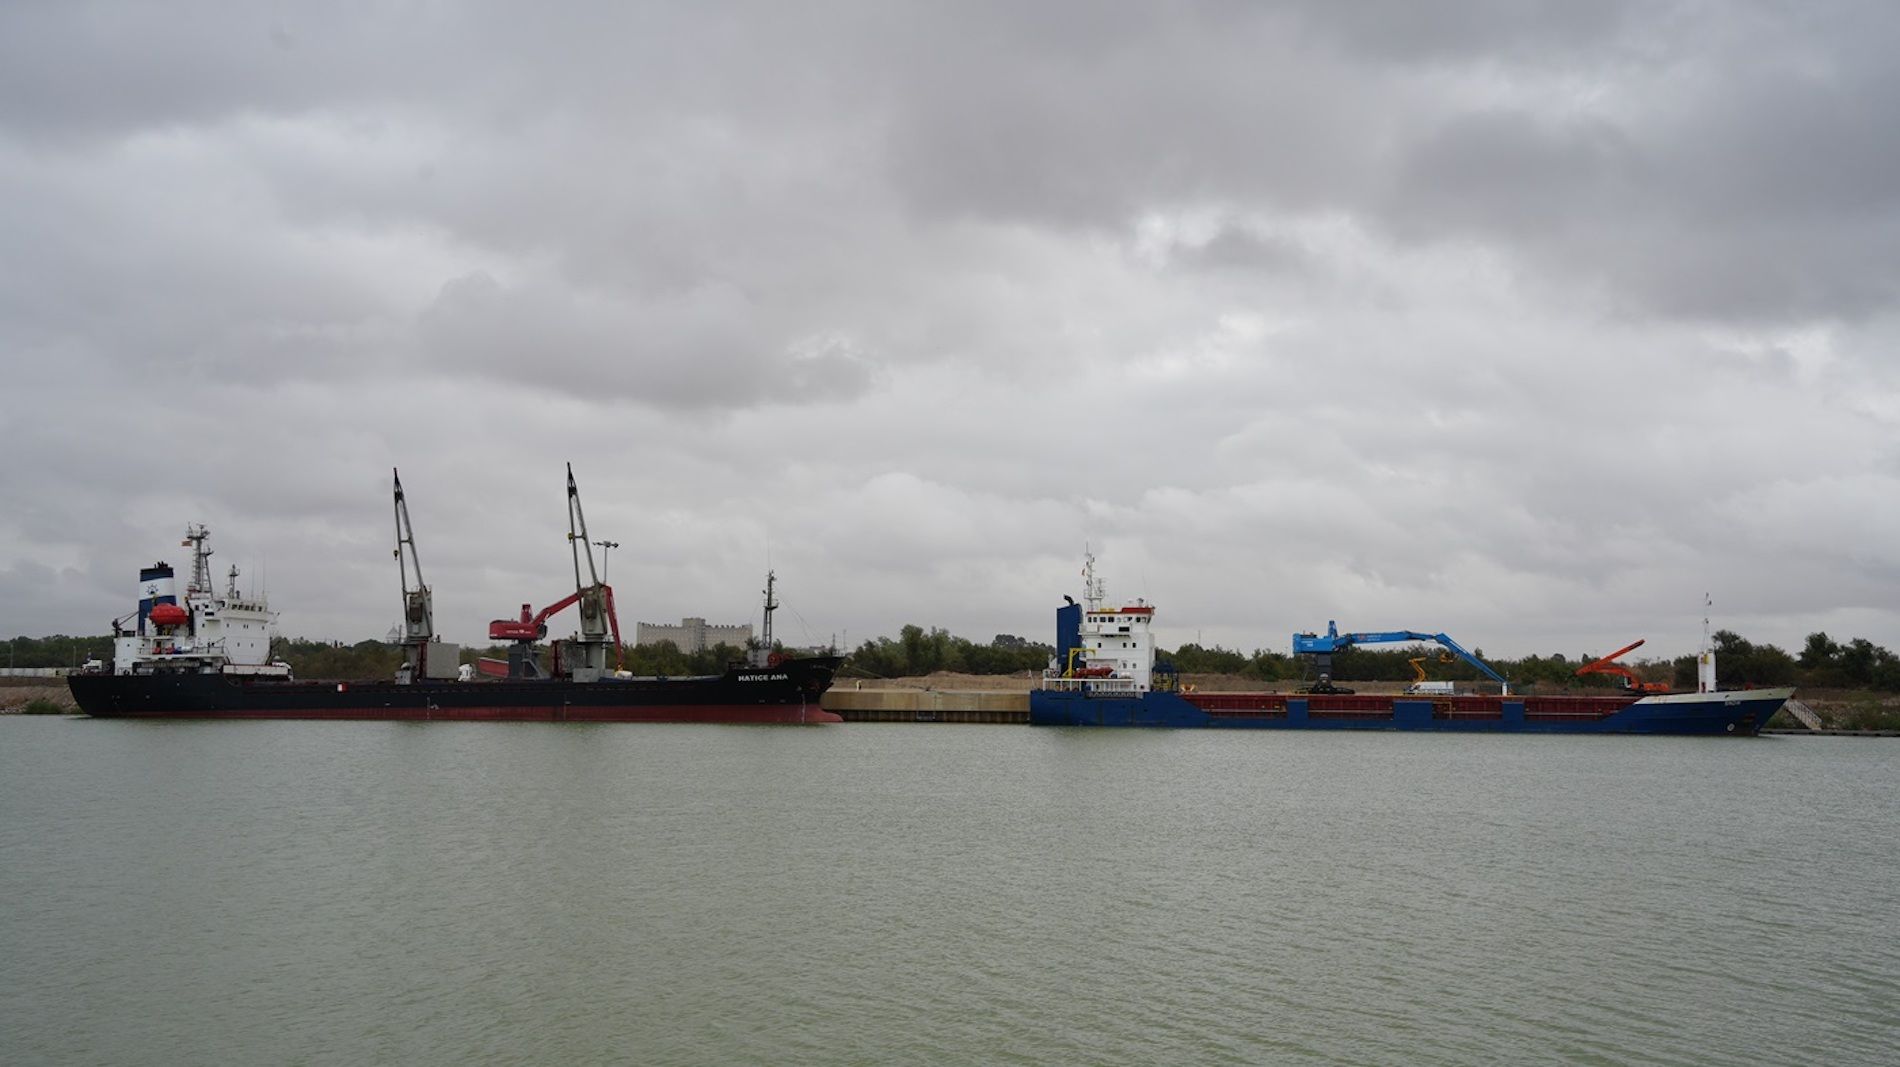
[5,1,1899,662]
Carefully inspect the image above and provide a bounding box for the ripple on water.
[0,720,1895,1065]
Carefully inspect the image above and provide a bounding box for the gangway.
[1782,698,1824,731]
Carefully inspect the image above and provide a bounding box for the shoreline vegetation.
[9,626,1900,731]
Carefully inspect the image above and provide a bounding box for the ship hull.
[69,657,843,724]
[1029,687,1794,736]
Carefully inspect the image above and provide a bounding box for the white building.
[634,617,752,653]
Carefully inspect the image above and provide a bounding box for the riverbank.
[0,679,75,714]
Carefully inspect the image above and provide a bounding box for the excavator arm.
[1576,638,1670,693]
[489,587,593,642]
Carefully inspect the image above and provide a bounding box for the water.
[2,718,1896,1066]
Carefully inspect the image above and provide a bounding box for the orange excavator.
[1576,639,1670,693]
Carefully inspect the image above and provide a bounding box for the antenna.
[1081,544,1104,610]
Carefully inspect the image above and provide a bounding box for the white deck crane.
[393,468,457,683]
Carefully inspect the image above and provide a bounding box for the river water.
[2,717,1895,1065]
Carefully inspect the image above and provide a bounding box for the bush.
[1831,701,1900,732]
[21,698,70,715]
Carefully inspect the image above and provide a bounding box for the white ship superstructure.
[109,524,288,677]
[1042,551,1158,694]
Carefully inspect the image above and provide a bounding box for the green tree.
[1799,631,1840,669]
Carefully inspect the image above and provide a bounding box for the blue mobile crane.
[1291,621,1511,696]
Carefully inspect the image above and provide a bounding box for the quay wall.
[822,687,1028,723]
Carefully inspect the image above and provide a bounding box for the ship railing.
[1038,674,1147,694]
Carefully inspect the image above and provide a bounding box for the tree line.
[265,627,1056,681]
[3,635,113,670]
[268,636,782,680]
[844,626,1052,678]
[1162,629,1900,692]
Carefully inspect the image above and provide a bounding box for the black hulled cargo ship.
[67,658,841,723]
[68,469,842,724]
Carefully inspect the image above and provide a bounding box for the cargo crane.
[488,464,623,680]
[1292,621,1511,695]
[1575,638,1670,694]
[391,468,449,684]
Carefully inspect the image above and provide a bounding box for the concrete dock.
[822,688,1029,723]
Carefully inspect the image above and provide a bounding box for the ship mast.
[184,524,213,597]
[392,469,434,684]
[747,570,780,668]
[1081,546,1104,611]
[1697,592,1718,693]
[763,569,777,647]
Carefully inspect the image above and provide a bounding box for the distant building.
[635,617,752,653]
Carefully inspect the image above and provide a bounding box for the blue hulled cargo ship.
[1028,556,1792,736]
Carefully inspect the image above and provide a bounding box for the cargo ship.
[68,470,841,724]
[1028,555,1792,735]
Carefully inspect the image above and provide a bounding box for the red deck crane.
[487,465,624,679]
[1575,638,1671,694]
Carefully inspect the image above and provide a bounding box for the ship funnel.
[1055,599,1082,675]
[138,564,179,635]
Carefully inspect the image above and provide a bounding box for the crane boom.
[393,469,432,642]
[486,465,624,679]
[1292,620,1511,694]
[392,468,442,684]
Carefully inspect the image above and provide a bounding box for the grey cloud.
[4,2,1900,657]
[416,272,879,409]
[1385,111,1640,241]
[1178,226,1314,274]
[1281,0,1641,62]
